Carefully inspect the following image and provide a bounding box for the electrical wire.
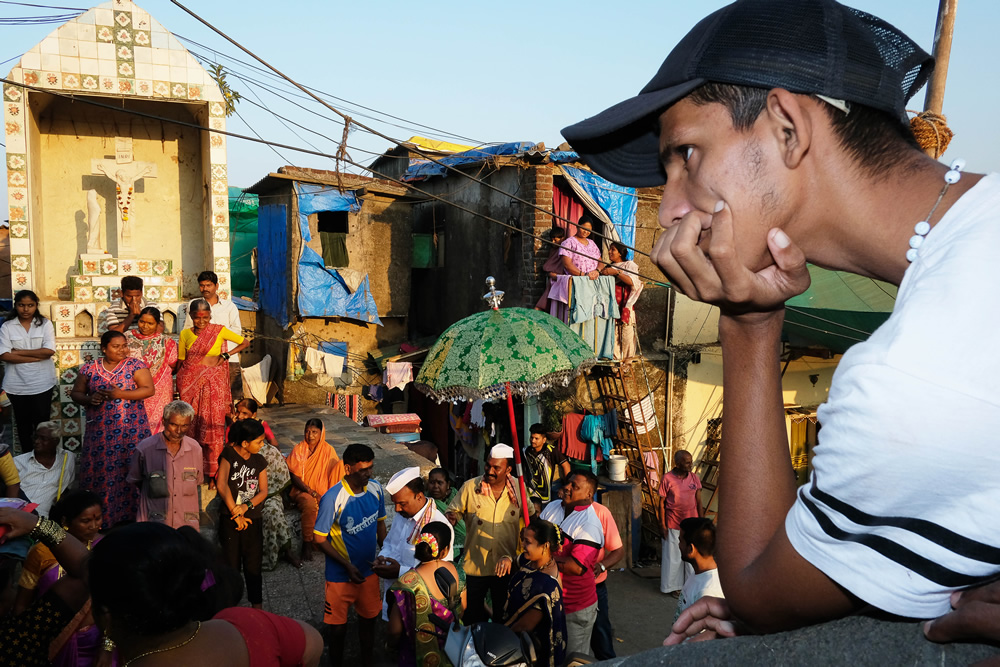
[168,1,648,260]
[0,1,84,9]
[2,76,671,287]
[174,34,486,146]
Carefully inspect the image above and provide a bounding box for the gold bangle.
[28,517,67,548]
[101,636,116,652]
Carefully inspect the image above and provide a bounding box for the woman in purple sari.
[13,489,117,666]
[387,521,465,666]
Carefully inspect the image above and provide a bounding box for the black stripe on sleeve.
[799,490,997,588]
[809,481,1000,565]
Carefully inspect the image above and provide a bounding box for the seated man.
[562,0,1000,645]
[13,422,74,517]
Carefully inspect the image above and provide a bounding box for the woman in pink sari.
[124,307,177,434]
[176,299,248,484]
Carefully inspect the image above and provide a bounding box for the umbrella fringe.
[414,358,596,403]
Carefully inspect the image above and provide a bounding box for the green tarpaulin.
[229,186,258,298]
[783,265,897,355]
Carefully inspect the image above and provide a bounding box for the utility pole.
[923,0,958,115]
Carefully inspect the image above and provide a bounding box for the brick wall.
[520,164,554,306]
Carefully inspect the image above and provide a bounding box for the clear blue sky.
[2,0,998,195]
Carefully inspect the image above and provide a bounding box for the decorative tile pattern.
[6,0,231,301]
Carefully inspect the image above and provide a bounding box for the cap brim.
[561,78,704,188]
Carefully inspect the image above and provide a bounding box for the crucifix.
[91,137,157,258]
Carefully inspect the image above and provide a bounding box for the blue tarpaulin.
[295,182,360,241]
[403,142,538,181]
[548,151,580,163]
[294,183,382,325]
[258,203,290,328]
[561,165,638,260]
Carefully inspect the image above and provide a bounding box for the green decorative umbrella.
[414,299,597,403]
[415,278,597,522]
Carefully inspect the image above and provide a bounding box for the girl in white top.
[0,290,57,453]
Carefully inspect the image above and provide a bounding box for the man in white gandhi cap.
[446,443,536,624]
[372,466,453,620]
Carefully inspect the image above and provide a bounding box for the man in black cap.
[563,0,1000,646]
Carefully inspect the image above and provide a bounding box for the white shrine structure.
[3,0,231,450]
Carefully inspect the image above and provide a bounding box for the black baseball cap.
[561,0,934,188]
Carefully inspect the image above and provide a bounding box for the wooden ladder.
[697,416,722,522]
[592,359,665,533]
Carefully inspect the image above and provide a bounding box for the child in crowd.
[216,419,269,608]
[234,398,279,447]
[234,398,300,570]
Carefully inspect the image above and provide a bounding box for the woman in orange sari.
[286,418,343,560]
[176,299,248,484]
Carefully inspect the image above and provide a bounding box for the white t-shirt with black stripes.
[786,173,1000,619]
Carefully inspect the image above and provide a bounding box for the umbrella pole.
[506,382,532,525]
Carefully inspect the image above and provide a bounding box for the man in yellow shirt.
[447,443,535,623]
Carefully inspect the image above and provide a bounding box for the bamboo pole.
[923,0,959,116]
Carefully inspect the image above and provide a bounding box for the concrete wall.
[29,95,206,299]
[251,179,412,403]
[409,166,530,337]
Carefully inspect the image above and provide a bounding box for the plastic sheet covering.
[548,151,580,163]
[561,165,637,259]
[292,182,380,324]
[257,204,290,328]
[294,182,360,242]
[297,247,382,325]
[402,142,538,181]
[229,187,258,298]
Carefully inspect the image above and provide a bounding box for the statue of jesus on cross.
[91,137,157,257]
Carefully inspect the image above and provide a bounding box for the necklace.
[124,621,201,666]
[906,159,964,263]
[101,358,124,373]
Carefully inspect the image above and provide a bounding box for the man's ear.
[764,88,813,169]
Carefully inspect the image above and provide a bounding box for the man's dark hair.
[550,226,567,240]
[529,423,547,436]
[679,517,716,557]
[571,470,599,496]
[686,82,921,179]
[405,476,425,496]
[197,271,219,285]
[343,443,375,466]
[120,275,144,292]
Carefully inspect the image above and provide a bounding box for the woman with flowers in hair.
[386,521,465,666]
[503,517,567,667]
